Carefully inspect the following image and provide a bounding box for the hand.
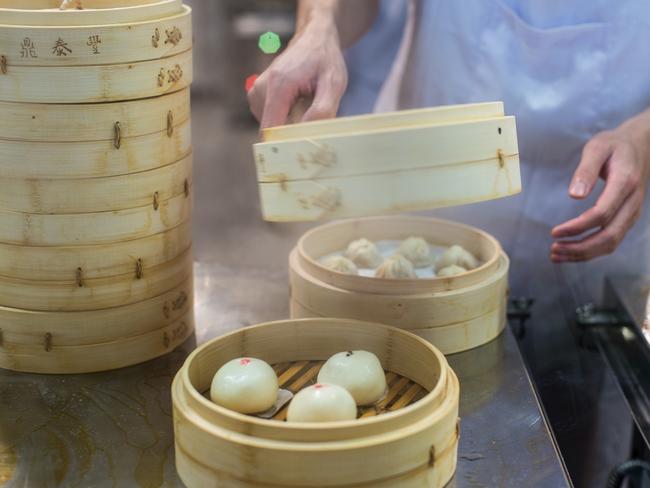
[247,16,348,129]
[551,110,650,262]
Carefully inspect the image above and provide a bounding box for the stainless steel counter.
[0,98,569,487]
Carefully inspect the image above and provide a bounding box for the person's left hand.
[551,110,650,262]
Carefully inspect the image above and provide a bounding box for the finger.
[569,136,613,199]
[551,192,641,261]
[260,79,298,129]
[301,71,346,122]
[551,169,633,238]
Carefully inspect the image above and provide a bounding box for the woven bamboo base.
[202,360,429,422]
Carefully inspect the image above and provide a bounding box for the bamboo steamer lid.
[0,88,189,142]
[0,48,192,103]
[0,220,190,281]
[252,102,520,222]
[0,0,183,26]
[0,6,191,66]
[172,318,459,487]
[0,121,191,179]
[288,216,509,354]
[0,153,192,214]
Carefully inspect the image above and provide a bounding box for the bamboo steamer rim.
[0,5,189,31]
[261,101,505,143]
[0,186,192,247]
[0,47,192,104]
[0,88,190,142]
[291,248,510,304]
[297,215,502,295]
[0,122,192,179]
[175,359,458,453]
[0,6,192,68]
[174,370,458,454]
[0,0,183,26]
[0,219,191,281]
[178,318,450,437]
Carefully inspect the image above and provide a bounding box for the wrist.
[292,12,341,50]
[295,1,339,39]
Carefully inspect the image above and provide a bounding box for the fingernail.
[570,180,588,198]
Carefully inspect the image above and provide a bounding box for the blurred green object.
[258,31,281,54]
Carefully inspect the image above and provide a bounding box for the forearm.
[296,0,379,48]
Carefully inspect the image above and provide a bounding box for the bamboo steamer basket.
[0,6,191,66]
[0,188,191,246]
[0,153,192,214]
[288,216,509,354]
[0,121,191,179]
[0,220,190,281]
[0,48,192,103]
[0,88,189,142]
[0,276,192,370]
[0,1,195,374]
[0,245,192,311]
[0,308,194,374]
[172,318,459,488]
[252,102,520,222]
[0,0,183,26]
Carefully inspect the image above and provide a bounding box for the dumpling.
[435,245,479,272]
[344,238,383,268]
[322,255,358,275]
[287,383,357,422]
[210,357,279,414]
[375,254,416,279]
[317,350,387,405]
[436,264,467,277]
[398,237,431,267]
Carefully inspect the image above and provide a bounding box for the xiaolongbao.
[435,245,479,272]
[398,236,431,267]
[375,254,416,279]
[436,264,468,277]
[344,238,383,268]
[322,255,358,275]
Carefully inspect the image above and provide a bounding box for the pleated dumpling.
[322,255,358,275]
[375,254,416,279]
[436,264,468,277]
[344,238,383,268]
[398,237,431,267]
[435,245,479,272]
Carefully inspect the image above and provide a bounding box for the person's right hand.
[247,16,348,129]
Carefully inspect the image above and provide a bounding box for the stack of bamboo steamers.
[0,0,194,374]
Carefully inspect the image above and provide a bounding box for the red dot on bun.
[240,358,251,365]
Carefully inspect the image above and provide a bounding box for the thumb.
[570,136,613,199]
[260,85,297,130]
